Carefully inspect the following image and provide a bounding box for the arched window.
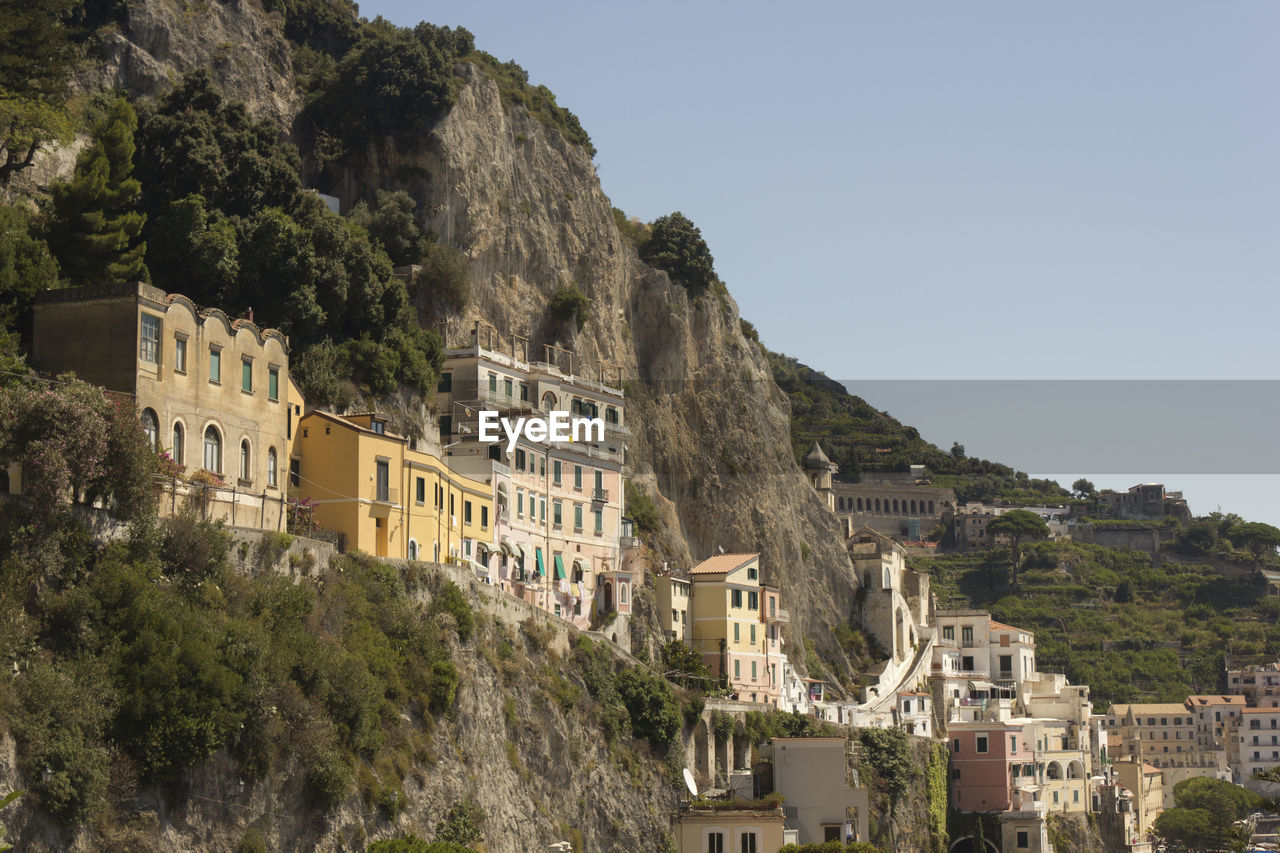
[856,497,863,511]
[892,499,899,513]
[267,447,278,488]
[928,500,935,514]
[140,408,159,451]
[874,498,881,512]
[408,539,418,560]
[542,391,557,410]
[240,439,251,482]
[203,425,222,473]
[172,421,185,464]
[910,500,917,514]
[619,583,629,606]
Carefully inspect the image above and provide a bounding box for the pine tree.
[45,97,147,285]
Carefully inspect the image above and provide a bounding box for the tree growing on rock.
[639,211,717,296]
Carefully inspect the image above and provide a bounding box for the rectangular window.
[961,626,973,645]
[574,466,583,489]
[539,457,545,476]
[209,348,221,383]
[268,367,279,401]
[976,736,988,753]
[943,626,954,640]
[516,449,526,469]
[375,460,389,502]
[751,661,757,681]
[734,623,740,643]
[574,504,583,530]
[594,508,603,533]
[517,490,524,516]
[553,501,562,526]
[504,377,513,397]
[174,335,187,373]
[707,831,724,853]
[734,660,740,679]
[750,624,756,643]
[539,498,545,522]
[732,589,742,608]
[1016,831,1029,849]
[140,314,161,364]
[416,477,425,505]
[553,460,562,484]
[464,501,472,524]
[489,373,497,392]
[747,566,758,580]
[437,372,452,392]
[1011,736,1017,752]
[241,358,253,392]
[520,383,528,401]
[748,591,758,610]
[481,506,488,529]
[952,739,960,753]
[962,656,974,671]
[289,458,300,488]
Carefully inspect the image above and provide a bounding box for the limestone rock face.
[396,64,860,673]
[82,0,299,127]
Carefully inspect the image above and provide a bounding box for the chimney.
[246,306,254,323]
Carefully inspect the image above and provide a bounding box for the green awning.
[535,547,545,576]
[553,554,566,580]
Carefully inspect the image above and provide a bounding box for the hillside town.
[3,280,1278,853]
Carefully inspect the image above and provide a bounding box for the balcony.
[373,487,399,505]
[592,488,608,504]
[767,608,790,624]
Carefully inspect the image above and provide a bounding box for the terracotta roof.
[1142,763,1161,775]
[1125,703,1189,715]
[1242,707,1280,714]
[989,619,1023,632]
[689,553,759,575]
[1186,695,1247,706]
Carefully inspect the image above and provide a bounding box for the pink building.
[949,720,1037,812]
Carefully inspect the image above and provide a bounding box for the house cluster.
[12,285,638,632]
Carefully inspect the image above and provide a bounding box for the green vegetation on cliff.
[914,539,1280,704]
[766,351,1069,504]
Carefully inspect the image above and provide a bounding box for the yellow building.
[655,573,692,643]
[31,283,299,530]
[689,553,784,705]
[293,411,493,560]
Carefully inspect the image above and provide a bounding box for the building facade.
[769,737,869,844]
[32,283,298,530]
[688,553,786,705]
[434,326,626,628]
[293,411,493,561]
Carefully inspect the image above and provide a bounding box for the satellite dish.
[683,767,698,798]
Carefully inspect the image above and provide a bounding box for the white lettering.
[478,410,500,443]
[501,417,524,454]
[549,410,570,442]
[526,418,547,442]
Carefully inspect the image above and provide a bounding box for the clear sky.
[360,1,1280,521]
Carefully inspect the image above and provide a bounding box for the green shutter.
[554,554,566,580]
[535,547,545,576]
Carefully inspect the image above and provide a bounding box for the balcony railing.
[374,487,399,504]
[768,608,790,624]
[592,488,608,503]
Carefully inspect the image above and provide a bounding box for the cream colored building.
[677,806,786,853]
[769,737,869,844]
[32,283,298,530]
[655,573,692,643]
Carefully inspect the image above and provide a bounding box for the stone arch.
[949,838,998,853]
[892,499,899,513]
[910,499,917,513]
[874,498,881,512]
[1046,760,1064,780]
[694,719,710,779]
[1067,759,1085,779]
[856,497,863,511]
[733,721,749,770]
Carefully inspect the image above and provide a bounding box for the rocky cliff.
[400,62,861,675]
